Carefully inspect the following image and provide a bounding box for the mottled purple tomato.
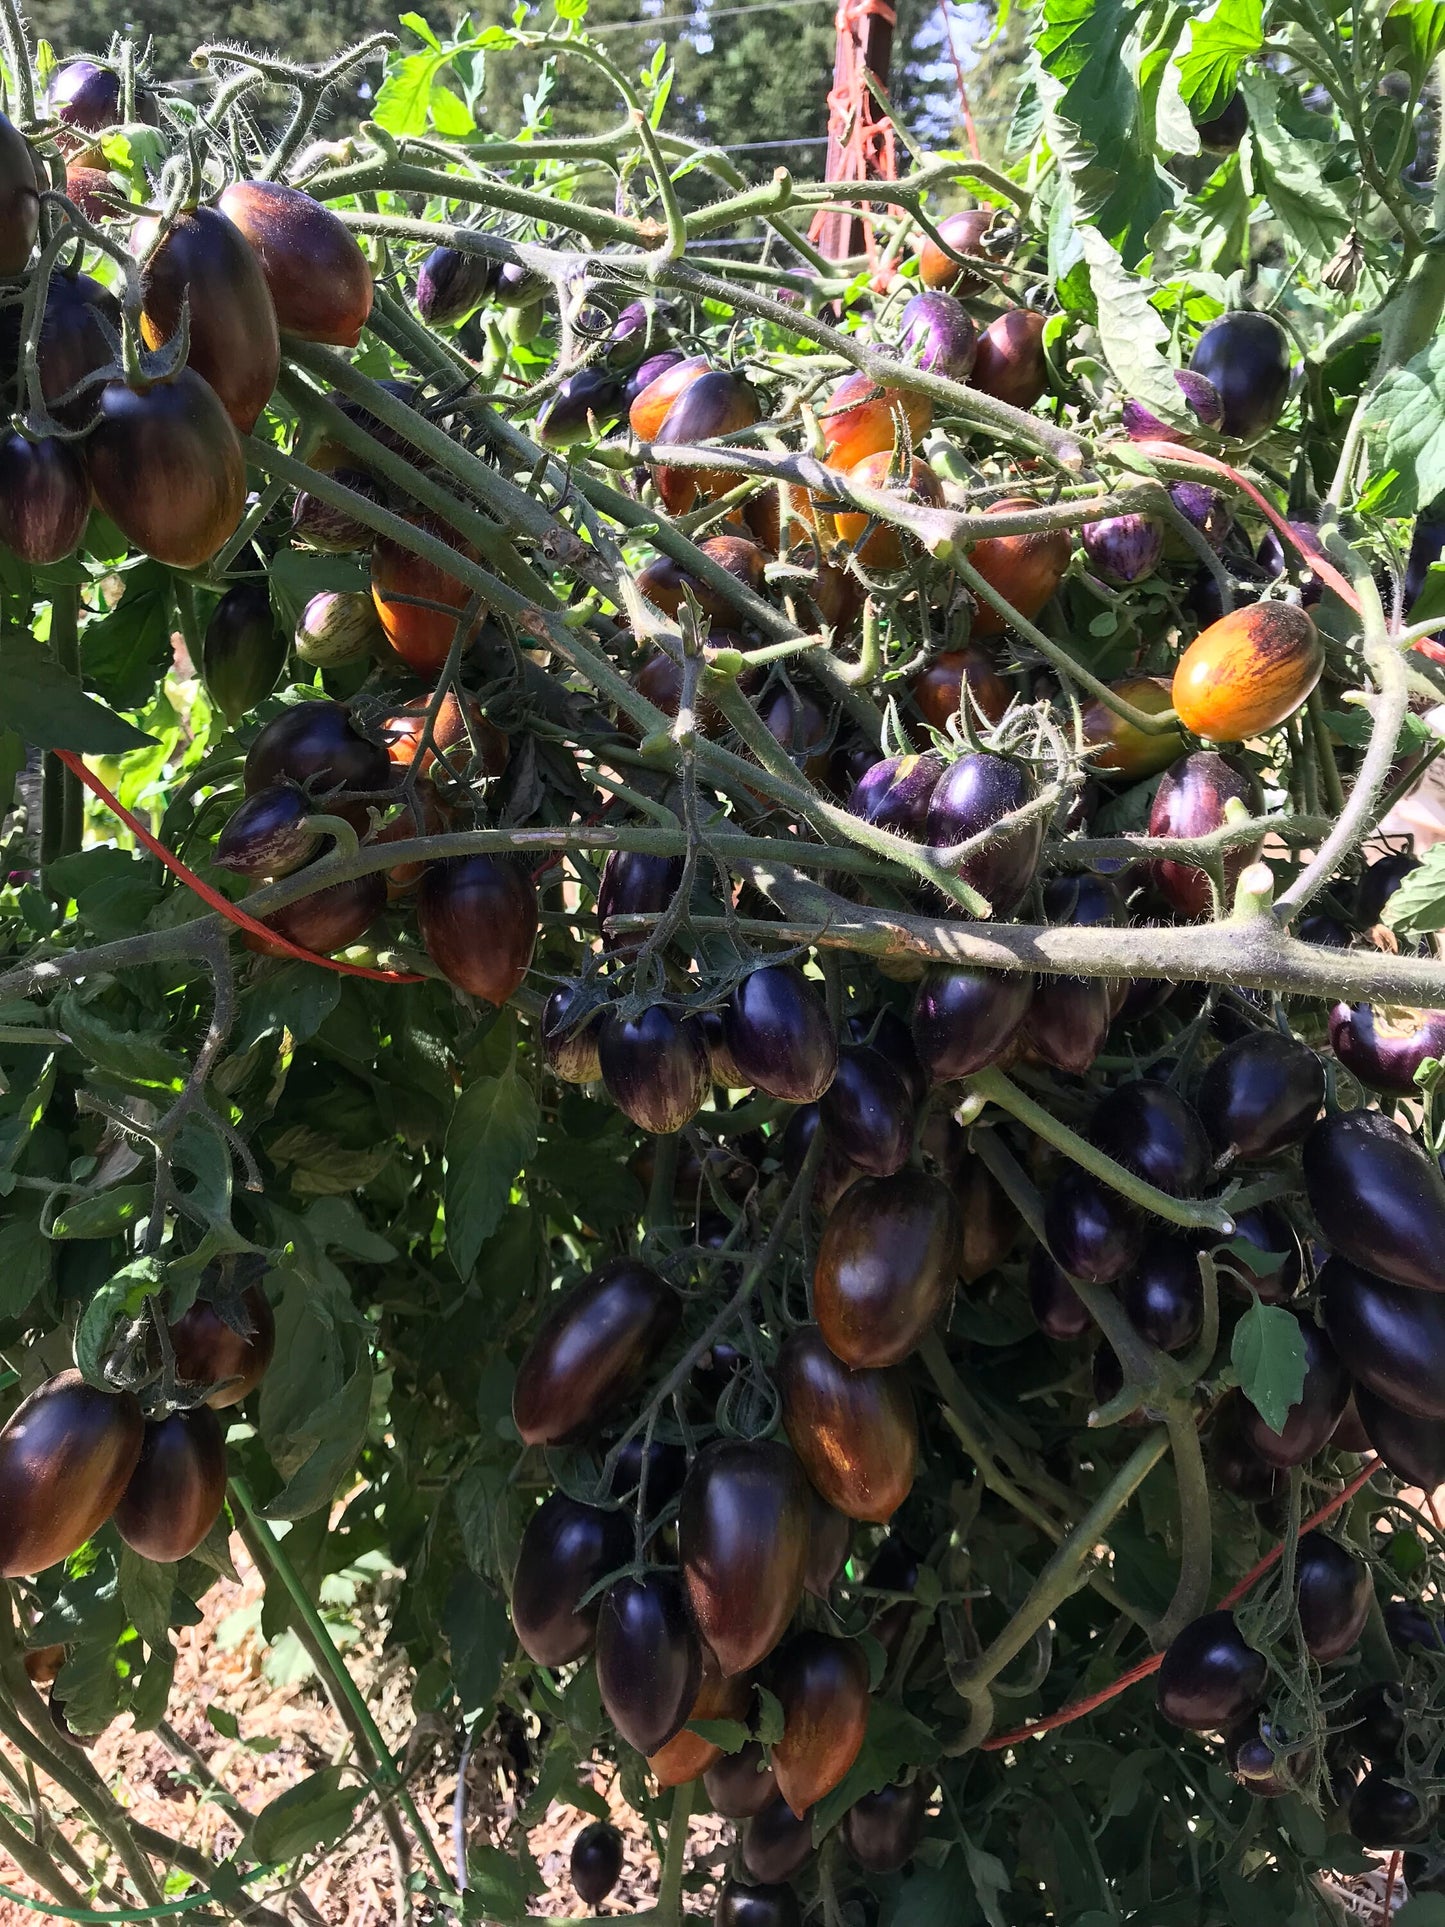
[87,368,246,569]
[1188,312,1291,439]
[1239,1312,1348,1469]
[0,433,89,563]
[1023,973,1113,1077]
[1346,1683,1404,1766]
[653,370,762,511]
[1295,1533,1371,1664]
[1215,1204,1304,1304]
[635,534,766,621]
[1148,751,1260,920]
[1358,851,1419,928]
[1329,1004,1445,1098]
[133,204,280,434]
[925,752,1044,915]
[777,1325,916,1523]
[512,1260,679,1446]
[848,752,944,837]
[955,1152,1019,1282]
[596,850,685,958]
[722,964,837,1103]
[1082,514,1163,585]
[896,290,977,379]
[217,784,321,881]
[1089,1080,1212,1196]
[0,1372,144,1577]
[599,1005,711,1134]
[770,1632,869,1816]
[542,983,604,1084]
[743,1795,815,1885]
[1079,677,1184,782]
[1196,1030,1324,1160]
[679,1438,810,1676]
[909,648,1012,732]
[805,1491,852,1597]
[1042,1166,1142,1286]
[843,1780,927,1872]
[1304,1110,1445,1295]
[371,524,479,675]
[970,311,1048,410]
[113,1407,227,1563]
[37,270,120,429]
[219,181,374,348]
[245,700,389,797]
[0,113,37,275]
[416,246,499,326]
[169,1283,275,1408]
[629,355,710,441]
[1195,91,1248,151]
[569,1822,623,1906]
[511,1493,631,1667]
[813,1169,961,1367]
[705,1743,779,1819]
[596,1569,702,1755]
[1156,1610,1267,1731]
[418,857,537,1005]
[832,453,944,571]
[1209,1393,1281,1503]
[715,1878,799,1927]
[1226,1715,1313,1796]
[538,368,626,447]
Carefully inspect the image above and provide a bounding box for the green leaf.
[128,1636,175,1733]
[1176,0,1262,118]
[1399,1897,1445,1926]
[688,1717,750,1753]
[251,1767,364,1864]
[1385,844,1445,935]
[0,635,155,752]
[51,1184,152,1241]
[1231,1299,1308,1436]
[810,1700,941,1836]
[206,1703,240,1739]
[119,1546,174,1651]
[881,1861,959,1927]
[461,1842,542,1924]
[1079,228,1186,425]
[754,1685,786,1747]
[45,848,162,943]
[372,51,447,136]
[0,1212,50,1317]
[74,1256,164,1383]
[1236,69,1352,266]
[445,1569,512,1718]
[444,1070,538,1279]
[258,1265,373,1519]
[1384,3,1445,82]
[81,561,175,710]
[964,1833,1010,1927]
[56,993,186,1087]
[1322,708,1431,755]
[1364,334,1445,516]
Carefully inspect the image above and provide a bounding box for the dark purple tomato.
[818,1045,914,1178]
[596,1569,702,1755]
[1295,1533,1371,1664]
[1197,1031,1324,1161]
[216,784,320,880]
[1188,313,1291,439]
[1209,1393,1281,1503]
[779,1103,861,1214]
[679,1439,810,1676]
[1304,1110,1445,1295]
[218,181,373,350]
[955,1151,1019,1283]
[169,1283,275,1408]
[604,297,673,369]
[1331,1393,1373,1456]
[1349,1772,1433,1847]
[133,205,280,434]
[511,1493,631,1667]
[1358,852,1418,928]
[419,857,537,1006]
[247,868,385,959]
[849,752,944,838]
[770,1632,870,1816]
[542,983,604,1084]
[1329,1004,1445,1097]
[813,1169,962,1367]
[705,1744,778,1819]
[50,60,124,130]
[1299,912,1351,949]
[805,1490,852,1597]
[113,1407,227,1563]
[1256,519,1327,607]
[570,1822,623,1906]
[1195,91,1248,151]
[911,965,1033,1082]
[1321,1255,1445,1421]
[1042,1166,1143,1285]
[1082,514,1164,584]
[0,433,88,563]
[1042,872,1125,928]
[743,1796,815,1885]
[512,1260,679,1446]
[847,1008,927,1110]
[897,290,977,380]
[924,752,1044,915]
[203,582,286,727]
[722,965,837,1104]
[1023,976,1114,1077]
[0,113,37,276]
[0,1372,144,1577]
[1385,1599,1444,1654]
[843,1780,927,1873]
[595,849,685,958]
[609,1435,688,1518]
[1167,479,1231,551]
[416,245,499,326]
[538,368,626,447]
[88,368,246,569]
[1354,1383,1445,1489]
[715,1878,799,1927]
[969,310,1048,409]
[599,1006,710,1134]
[1120,1237,1203,1353]
[37,271,120,429]
[777,1325,916,1524]
[1215,1204,1303,1304]
[1029,1245,1093,1340]
[1156,1611,1267,1732]
[1149,752,1260,920]
[245,700,389,797]
[1090,1080,1212,1196]
[1239,1312,1348,1468]
[1347,1683,1404,1765]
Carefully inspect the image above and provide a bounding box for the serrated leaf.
[1231,1299,1307,1436]
[1176,0,1262,118]
[1384,3,1445,82]
[251,1767,363,1864]
[73,1257,163,1383]
[1080,228,1185,425]
[0,635,154,751]
[1237,68,1352,266]
[964,1834,1010,1927]
[1385,844,1445,935]
[1364,334,1445,516]
[754,1684,785,1748]
[0,1212,50,1317]
[81,561,175,710]
[444,1070,538,1279]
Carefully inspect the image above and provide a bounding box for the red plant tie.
[53,748,425,983]
[809,0,900,266]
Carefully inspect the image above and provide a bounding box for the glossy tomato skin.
[542,983,604,1084]
[202,582,286,725]
[37,271,119,428]
[1090,1081,1212,1196]
[910,648,1011,732]
[599,1006,711,1134]
[770,1632,870,1816]
[1296,1533,1371,1663]
[218,181,374,347]
[292,478,376,555]
[1319,1255,1445,1421]
[715,1878,799,1927]
[653,371,761,511]
[168,1283,275,1408]
[1209,1393,1281,1503]
[743,1795,815,1885]
[805,1491,852,1596]
[778,1325,917,1523]
[1240,1312,1348,1468]
[1354,1383,1445,1489]
[113,1407,227,1563]
[848,1008,926,1109]
[596,1569,702,1755]
[371,527,479,675]
[245,700,389,797]
[511,1492,631,1667]
[897,290,977,379]
[722,965,838,1104]
[569,1822,623,1906]
[813,1169,962,1368]
[1082,514,1163,585]
[1042,1166,1143,1286]
[1197,1031,1324,1160]
[1348,1684,1405,1766]
[1217,1204,1304,1304]
[0,114,37,275]
[1172,603,1323,742]
[0,1371,144,1577]
[849,752,944,837]
[911,965,1034,1082]
[88,369,246,569]
[1120,1237,1203,1353]
[538,368,625,447]
[512,1260,679,1446]
[134,205,280,433]
[1358,851,1418,928]
[832,453,943,570]
[416,245,499,326]
[1349,1772,1433,1848]
[1023,975,1114,1077]
[821,369,932,472]
[382,692,509,787]
[648,1658,751,1788]
[1188,312,1291,439]
[1148,751,1260,919]
[0,433,89,563]
[1329,1004,1445,1098]
[705,1743,778,1819]
[1304,1110,1445,1294]
[636,534,766,621]
[629,354,710,440]
[817,1045,914,1178]
[965,497,1071,635]
[844,1780,927,1872]
[970,310,1048,409]
[596,850,685,958]
[418,856,537,1005]
[679,1438,810,1676]
[217,784,321,880]
[246,869,385,959]
[1030,1245,1093,1340]
[1156,1610,1267,1732]
[918,208,994,290]
[925,752,1044,914]
[1079,676,1184,781]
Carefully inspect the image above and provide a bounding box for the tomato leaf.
[1,635,155,752]
[1364,334,1445,516]
[1231,1299,1307,1436]
[80,560,175,710]
[1399,1897,1445,1926]
[444,1069,538,1279]
[1176,0,1262,119]
[1385,844,1445,935]
[810,1700,942,1837]
[1078,228,1187,425]
[688,1717,750,1753]
[445,1569,512,1719]
[250,1767,364,1864]
[119,1546,174,1652]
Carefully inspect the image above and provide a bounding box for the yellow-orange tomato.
[1079,675,1185,779]
[910,647,1011,730]
[371,772,450,894]
[917,209,996,293]
[832,453,944,570]
[629,354,710,441]
[648,1659,751,1788]
[822,371,932,472]
[966,496,1072,636]
[370,523,480,675]
[1171,602,1323,742]
[381,690,509,786]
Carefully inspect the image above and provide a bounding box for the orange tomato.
[648,1659,752,1788]
[966,496,1072,636]
[381,690,509,786]
[370,523,480,675]
[629,355,710,441]
[917,209,996,293]
[1171,603,1323,741]
[1079,676,1185,779]
[822,371,932,472]
[832,453,943,570]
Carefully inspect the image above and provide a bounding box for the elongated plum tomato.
[629,354,710,440]
[37,271,119,428]
[653,370,762,512]
[132,205,280,433]
[596,1568,702,1755]
[716,1879,799,1927]
[845,1780,927,1873]
[538,368,625,447]
[511,1259,679,1446]
[1157,1610,1267,1731]
[771,1632,870,1816]
[1149,751,1260,919]
[202,582,286,726]
[569,1822,623,1906]
[1296,1533,1371,1664]
[1172,603,1322,742]
[1329,1004,1445,1097]
[1090,1080,1212,1195]
[599,1006,710,1134]
[818,1044,914,1178]
[0,113,38,275]
[1319,1255,1445,1421]
[113,1406,227,1563]
[1079,677,1184,781]
[87,368,246,569]
[911,965,1033,1082]
[917,207,995,292]
[970,310,1048,410]
[596,848,685,958]
[636,533,767,620]
[1043,1165,1142,1285]
[511,1492,631,1666]
[417,856,537,1005]
[245,699,390,797]
[821,369,933,471]
[897,290,977,379]
[1188,311,1291,440]
[722,964,838,1104]
[371,525,480,675]
[1023,968,1113,1077]
[910,647,1011,731]
[778,1324,917,1523]
[168,1283,275,1408]
[218,181,374,347]
[925,751,1044,914]
[0,433,89,564]
[679,1438,810,1676]
[744,1796,815,1885]
[1216,1203,1304,1303]
[217,785,320,880]
[965,497,1071,637]
[832,454,943,570]
[295,589,380,668]
[814,1169,961,1368]
[1354,1383,1445,1490]
[245,868,386,960]
[1119,1236,1203,1353]
[0,1371,144,1576]
[1197,1030,1324,1160]
[1030,1245,1093,1339]
[647,1656,751,1788]
[706,1743,779,1819]
[1240,1312,1348,1467]
[1304,1109,1445,1294]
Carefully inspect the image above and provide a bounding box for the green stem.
[655,1782,692,1927]
[1153,1404,1214,1648]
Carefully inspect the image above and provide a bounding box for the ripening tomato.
[37,270,120,429]
[113,1406,228,1563]
[813,1170,961,1368]
[1171,603,1323,741]
[87,369,246,569]
[647,1655,752,1787]
[245,870,387,959]
[1078,676,1184,780]
[653,370,761,512]
[381,692,510,788]
[910,647,1011,731]
[777,1325,917,1523]
[770,1632,869,1815]
[0,433,89,564]
[679,1439,811,1676]
[133,204,281,433]
[629,354,710,441]
[965,497,1071,635]
[512,1260,680,1446]
[832,454,943,569]
[418,856,537,1004]
[371,525,481,675]
[169,1283,276,1407]
[969,310,1048,411]
[0,1372,144,1577]
[916,208,995,293]
[822,370,932,472]
[219,181,374,347]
